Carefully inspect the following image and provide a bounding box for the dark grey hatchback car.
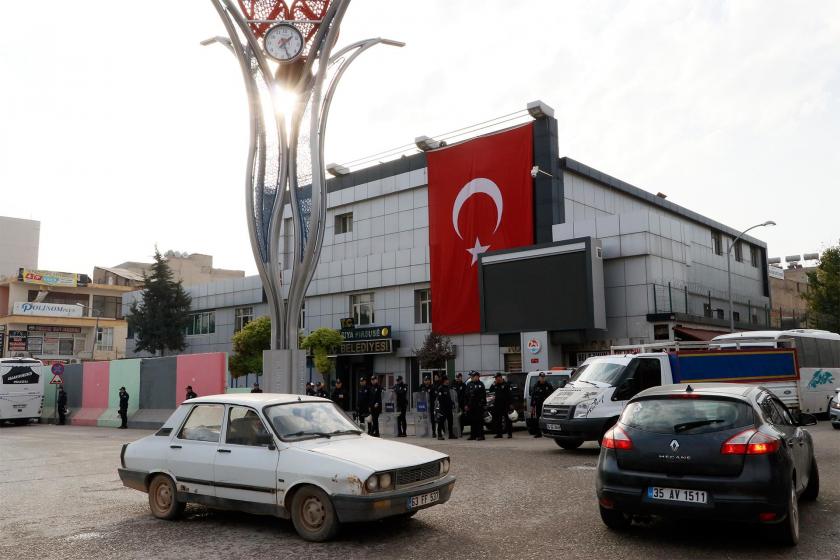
[596,383,819,546]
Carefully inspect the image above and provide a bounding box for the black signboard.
[339,317,355,329]
[8,330,27,352]
[2,365,40,385]
[341,325,392,342]
[339,339,393,355]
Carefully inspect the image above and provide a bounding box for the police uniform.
[118,388,129,429]
[331,383,347,410]
[369,381,383,437]
[357,380,371,430]
[393,378,409,437]
[435,381,455,440]
[465,375,486,440]
[490,377,513,438]
[453,376,467,431]
[418,380,437,437]
[57,388,68,425]
[251,385,263,393]
[185,388,197,400]
[530,377,554,437]
[315,384,328,399]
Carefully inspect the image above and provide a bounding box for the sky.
[1,0,838,276]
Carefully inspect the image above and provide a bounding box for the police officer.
[369,376,383,437]
[57,385,68,426]
[305,382,315,396]
[490,373,513,439]
[436,376,456,440]
[331,379,347,410]
[357,377,371,431]
[393,375,409,437]
[465,371,486,440]
[118,386,129,429]
[185,386,197,400]
[314,381,328,399]
[419,376,437,437]
[453,372,467,432]
[530,372,554,438]
[250,383,263,393]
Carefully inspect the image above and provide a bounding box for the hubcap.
[300,496,326,530]
[155,482,172,511]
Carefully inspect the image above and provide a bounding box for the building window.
[335,212,353,234]
[93,295,124,319]
[185,312,215,335]
[711,231,723,256]
[350,293,374,326]
[734,241,743,263]
[414,289,431,324]
[299,301,306,330]
[653,324,670,340]
[715,308,724,320]
[733,311,741,323]
[96,327,114,351]
[750,245,759,268]
[235,306,254,332]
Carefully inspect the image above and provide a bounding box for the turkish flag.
[427,124,534,334]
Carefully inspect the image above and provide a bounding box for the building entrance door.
[335,355,374,413]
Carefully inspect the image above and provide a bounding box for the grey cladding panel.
[139,357,177,410]
[62,364,83,408]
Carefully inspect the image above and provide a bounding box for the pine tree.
[128,249,193,356]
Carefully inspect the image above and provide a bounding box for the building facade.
[112,252,244,286]
[0,216,40,279]
[124,104,772,397]
[1,268,132,362]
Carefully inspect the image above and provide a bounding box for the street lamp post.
[727,221,776,332]
[75,303,101,361]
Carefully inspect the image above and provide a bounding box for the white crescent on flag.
[451,178,504,240]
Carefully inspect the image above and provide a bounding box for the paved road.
[1,423,838,560]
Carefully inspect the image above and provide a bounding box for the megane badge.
[669,439,680,452]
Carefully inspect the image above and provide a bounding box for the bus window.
[793,336,820,368]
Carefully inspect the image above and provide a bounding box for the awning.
[673,326,729,341]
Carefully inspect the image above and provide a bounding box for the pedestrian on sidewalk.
[118,386,129,429]
[57,386,68,426]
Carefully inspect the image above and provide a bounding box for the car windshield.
[621,398,755,435]
[264,402,361,440]
[570,361,626,386]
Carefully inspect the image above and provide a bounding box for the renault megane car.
[596,384,818,546]
[118,394,455,541]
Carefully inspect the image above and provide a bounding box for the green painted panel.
[98,359,141,427]
[225,387,252,394]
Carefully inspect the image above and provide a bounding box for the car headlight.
[365,475,379,492]
[378,472,393,490]
[831,400,840,411]
[573,403,591,419]
[440,458,450,475]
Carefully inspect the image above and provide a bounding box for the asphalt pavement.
[1,422,838,560]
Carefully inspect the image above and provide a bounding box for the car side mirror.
[797,413,818,427]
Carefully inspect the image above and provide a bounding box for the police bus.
[0,357,45,425]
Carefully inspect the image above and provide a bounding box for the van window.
[613,358,661,401]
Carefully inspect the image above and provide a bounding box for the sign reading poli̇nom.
[20,268,79,288]
[13,302,84,318]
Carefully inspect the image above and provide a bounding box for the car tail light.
[758,512,778,522]
[599,497,615,509]
[721,429,781,455]
[602,426,633,450]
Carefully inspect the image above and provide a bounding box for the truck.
[0,358,45,425]
[539,344,803,450]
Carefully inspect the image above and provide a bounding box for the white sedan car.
[118,394,455,541]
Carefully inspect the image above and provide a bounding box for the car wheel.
[554,438,584,450]
[599,505,631,531]
[802,458,819,501]
[832,423,840,430]
[776,483,800,546]
[148,475,184,520]
[290,486,339,542]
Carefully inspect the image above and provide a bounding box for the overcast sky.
[1,1,838,275]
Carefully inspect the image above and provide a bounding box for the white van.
[523,369,574,432]
[0,358,45,425]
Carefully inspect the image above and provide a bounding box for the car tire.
[599,505,631,531]
[554,438,584,450]
[802,458,819,501]
[832,423,840,430]
[776,483,800,546]
[148,474,185,520]
[290,485,340,542]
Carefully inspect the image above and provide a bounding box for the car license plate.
[407,490,439,510]
[546,423,562,431]
[648,487,707,504]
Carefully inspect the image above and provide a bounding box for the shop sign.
[13,302,84,318]
[341,325,392,342]
[768,266,784,280]
[8,330,27,351]
[339,317,355,329]
[27,325,82,333]
[20,268,79,287]
[339,339,393,355]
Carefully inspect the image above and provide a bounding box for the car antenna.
[685,384,694,393]
[297,395,301,401]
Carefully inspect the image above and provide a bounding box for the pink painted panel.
[175,353,226,401]
[81,361,110,408]
[71,408,107,426]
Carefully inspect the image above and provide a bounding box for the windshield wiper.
[285,431,333,439]
[574,379,598,387]
[330,429,362,436]
[673,419,724,433]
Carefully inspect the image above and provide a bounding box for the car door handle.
[217,449,231,453]
[170,445,182,449]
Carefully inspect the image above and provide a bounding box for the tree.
[229,316,271,379]
[300,328,344,376]
[803,244,840,333]
[128,249,192,356]
[415,332,455,369]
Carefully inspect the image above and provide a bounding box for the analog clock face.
[264,24,304,62]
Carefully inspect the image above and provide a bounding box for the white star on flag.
[466,237,490,265]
